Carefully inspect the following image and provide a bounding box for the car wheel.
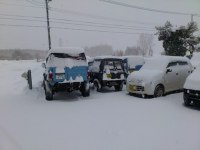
[82,83,90,97]
[44,82,53,101]
[114,81,123,91]
[27,70,32,89]
[183,93,191,106]
[93,80,101,92]
[154,85,164,98]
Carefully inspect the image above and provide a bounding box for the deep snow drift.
[0,60,200,150]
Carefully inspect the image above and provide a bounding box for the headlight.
[137,79,144,84]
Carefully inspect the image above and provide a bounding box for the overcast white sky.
[0,0,200,54]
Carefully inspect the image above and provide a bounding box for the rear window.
[52,53,86,60]
[104,60,122,70]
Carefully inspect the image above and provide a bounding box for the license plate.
[56,74,65,80]
[129,85,136,91]
[107,74,112,78]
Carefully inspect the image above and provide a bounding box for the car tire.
[94,80,101,92]
[183,93,191,106]
[114,81,123,91]
[44,81,53,101]
[27,70,32,89]
[82,83,90,97]
[154,85,164,98]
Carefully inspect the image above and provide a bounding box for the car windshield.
[104,60,122,70]
[52,53,86,60]
[142,58,167,71]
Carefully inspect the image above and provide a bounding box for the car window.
[167,62,178,68]
[178,61,188,66]
[113,61,122,69]
[104,60,122,70]
[91,60,101,72]
[51,53,86,60]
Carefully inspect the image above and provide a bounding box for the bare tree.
[124,46,140,55]
[85,44,113,57]
[137,33,154,56]
[113,50,124,56]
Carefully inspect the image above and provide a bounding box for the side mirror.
[166,68,172,73]
[42,63,46,68]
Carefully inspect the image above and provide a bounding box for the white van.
[127,56,193,98]
[183,64,200,106]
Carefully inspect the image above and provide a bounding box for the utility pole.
[45,0,51,50]
[191,14,194,22]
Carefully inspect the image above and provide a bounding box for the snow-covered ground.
[0,60,200,150]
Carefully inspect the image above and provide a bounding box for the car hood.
[184,70,200,90]
[128,69,163,84]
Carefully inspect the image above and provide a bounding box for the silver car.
[126,56,193,98]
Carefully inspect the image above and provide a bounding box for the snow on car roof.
[142,56,191,71]
[147,55,190,63]
[94,55,122,60]
[48,47,85,56]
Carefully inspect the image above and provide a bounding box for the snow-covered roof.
[48,47,85,56]
[142,56,191,71]
[94,55,122,60]
[149,55,190,63]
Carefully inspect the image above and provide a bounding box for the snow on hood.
[128,69,163,83]
[184,65,200,90]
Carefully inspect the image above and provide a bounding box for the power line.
[52,26,153,35]
[0,1,44,9]
[0,17,46,23]
[49,7,157,25]
[0,13,156,30]
[0,23,153,35]
[0,13,155,28]
[25,0,44,6]
[50,17,155,29]
[99,0,200,16]
[0,17,155,31]
[0,13,45,19]
[0,23,46,28]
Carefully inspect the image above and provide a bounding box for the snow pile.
[0,60,200,150]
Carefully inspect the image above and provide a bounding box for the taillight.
[49,71,53,80]
[87,72,90,80]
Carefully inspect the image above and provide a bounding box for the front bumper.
[184,89,200,101]
[126,82,154,95]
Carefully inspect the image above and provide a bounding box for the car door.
[177,61,192,89]
[164,61,180,92]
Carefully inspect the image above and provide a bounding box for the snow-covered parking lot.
[0,60,200,150]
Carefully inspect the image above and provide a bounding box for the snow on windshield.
[141,58,167,71]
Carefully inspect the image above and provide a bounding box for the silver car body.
[127,56,193,96]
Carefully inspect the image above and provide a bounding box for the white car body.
[183,64,200,105]
[127,56,193,96]
[184,64,200,91]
